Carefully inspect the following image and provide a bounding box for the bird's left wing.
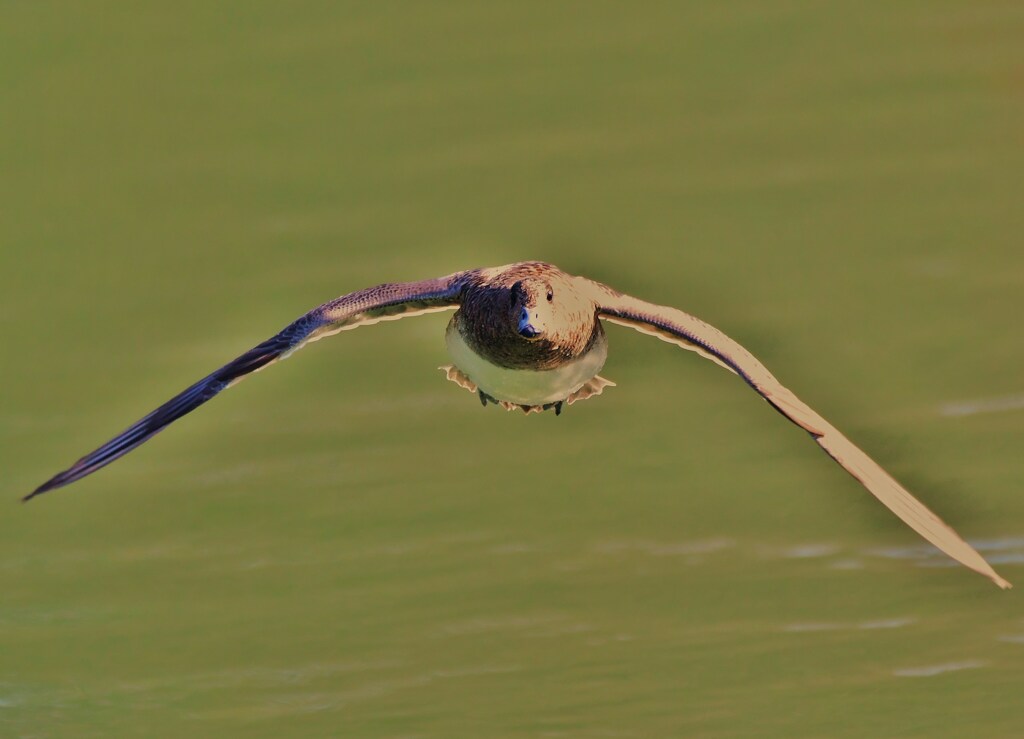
[579,276,1010,589]
[25,270,473,501]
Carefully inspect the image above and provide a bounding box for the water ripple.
[781,617,916,633]
[939,394,1024,417]
[893,660,987,677]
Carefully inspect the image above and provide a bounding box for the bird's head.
[455,262,600,368]
[508,277,557,342]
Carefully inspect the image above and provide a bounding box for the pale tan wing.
[26,270,475,500]
[581,277,1010,589]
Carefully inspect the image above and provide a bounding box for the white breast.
[445,320,608,406]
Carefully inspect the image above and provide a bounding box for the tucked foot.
[479,389,501,407]
[441,365,612,416]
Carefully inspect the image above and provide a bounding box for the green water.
[3,2,1024,736]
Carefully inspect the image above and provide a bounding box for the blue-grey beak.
[518,307,540,339]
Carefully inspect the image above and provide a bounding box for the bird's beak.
[518,307,541,339]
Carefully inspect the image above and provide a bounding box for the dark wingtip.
[23,475,65,502]
[20,323,307,503]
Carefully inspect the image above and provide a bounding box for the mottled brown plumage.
[454,262,601,370]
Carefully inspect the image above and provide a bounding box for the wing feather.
[25,271,471,500]
[582,277,1010,589]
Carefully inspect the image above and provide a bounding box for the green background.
[3,2,1023,737]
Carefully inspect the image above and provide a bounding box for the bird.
[25,261,1010,589]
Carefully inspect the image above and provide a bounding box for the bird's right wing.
[26,270,475,500]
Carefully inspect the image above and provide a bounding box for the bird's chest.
[444,317,607,406]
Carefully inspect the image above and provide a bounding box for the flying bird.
[26,262,1011,589]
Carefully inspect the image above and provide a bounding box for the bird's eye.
[546,289,554,302]
[510,281,523,302]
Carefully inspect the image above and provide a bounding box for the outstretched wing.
[26,271,473,501]
[581,277,1011,589]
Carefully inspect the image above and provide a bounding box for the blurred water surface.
[3,2,1024,737]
